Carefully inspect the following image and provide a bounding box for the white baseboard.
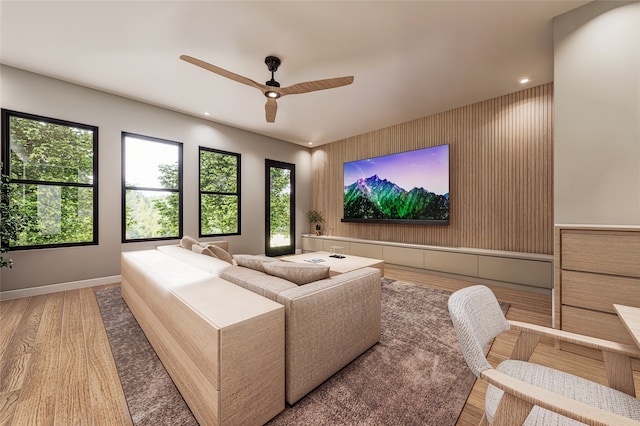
[0,275,121,301]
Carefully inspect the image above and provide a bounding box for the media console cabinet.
[301,235,553,293]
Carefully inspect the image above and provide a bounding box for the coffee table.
[280,251,384,276]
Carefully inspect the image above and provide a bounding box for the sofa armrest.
[277,267,382,404]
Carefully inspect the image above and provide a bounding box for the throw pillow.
[206,244,234,264]
[199,241,229,252]
[234,254,280,273]
[191,244,206,254]
[201,247,220,259]
[262,262,330,285]
[180,235,199,250]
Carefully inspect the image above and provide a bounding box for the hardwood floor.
[1,267,637,425]
[0,284,131,426]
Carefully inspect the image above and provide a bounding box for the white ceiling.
[0,1,588,147]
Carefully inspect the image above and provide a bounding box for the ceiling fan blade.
[180,55,265,91]
[265,98,278,123]
[280,76,354,96]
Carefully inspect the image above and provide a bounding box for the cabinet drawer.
[562,270,640,314]
[323,240,350,254]
[350,242,383,259]
[424,250,477,277]
[479,256,552,289]
[383,246,424,268]
[302,237,323,252]
[561,231,640,277]
[561,305,635,346]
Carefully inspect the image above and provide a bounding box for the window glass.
[199,148,240,236]
[269,167,292,247]
[1,109,98,248]
[123,133,182,242]
[265,159,295,256]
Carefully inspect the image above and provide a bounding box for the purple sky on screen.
[343,145,449,194]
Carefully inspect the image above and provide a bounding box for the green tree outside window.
[122,133,182,242]
[1,110,97,249]
[269,167,291,247]
[199,148,240,236]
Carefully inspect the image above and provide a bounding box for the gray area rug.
[95,287,198,426]
[95,280,509,425]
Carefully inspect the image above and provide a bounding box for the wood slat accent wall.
[310,83,553,254]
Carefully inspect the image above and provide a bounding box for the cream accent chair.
[448,285,640,426]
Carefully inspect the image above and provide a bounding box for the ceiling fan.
[180,55,354,123]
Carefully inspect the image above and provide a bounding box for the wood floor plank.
[0,298,29,364]
[0,296,46,394]
[55,289,92,425]
[0,390,19,426]
[10,292,64,426]
[79,287,132,426]
[0,299,14,320]
[0,354,30,397]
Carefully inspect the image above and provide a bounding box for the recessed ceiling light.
[308,142,313,145]
[204,112,210,116]
[519,78,531,84]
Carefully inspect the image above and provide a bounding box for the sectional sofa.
[120,240,382,425]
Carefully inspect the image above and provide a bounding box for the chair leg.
[490,392,533,425]
[510,331,540,361]
[603,351,636,396]
[479,412,489,426]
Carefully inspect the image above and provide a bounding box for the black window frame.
[121,132,183,243]
[264,159,296,257]
[1,108,99,250]
[199,146,241,237]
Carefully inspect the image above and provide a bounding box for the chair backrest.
[448,285,510,377]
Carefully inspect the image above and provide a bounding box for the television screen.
[342,144,449,225]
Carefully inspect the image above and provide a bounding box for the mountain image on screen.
[344,175,449,220]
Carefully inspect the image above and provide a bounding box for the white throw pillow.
[192,244,206,254]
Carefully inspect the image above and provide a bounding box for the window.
[1,109,98,249]
[265,159,295,256]
[122,133,182,242]
[199,147,240,236]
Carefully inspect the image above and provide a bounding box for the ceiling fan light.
[265,90,281,99]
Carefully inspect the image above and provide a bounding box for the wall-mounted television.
[342,144,449,225]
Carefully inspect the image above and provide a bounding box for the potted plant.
[306,209,324,236]
[1,162,29,268]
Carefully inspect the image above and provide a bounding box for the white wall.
[554,1,640,224]
[0,65,311,292]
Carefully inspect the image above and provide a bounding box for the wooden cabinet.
[302,235,553,292]
[554,225,640,350]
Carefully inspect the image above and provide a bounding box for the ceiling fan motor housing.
[265,56,281,87]
[265,56,281,72]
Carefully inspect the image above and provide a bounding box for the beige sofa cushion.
[262,262,330,285]
[234,254,280,273]
[157,245,230,276]
[221,265,297,301]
